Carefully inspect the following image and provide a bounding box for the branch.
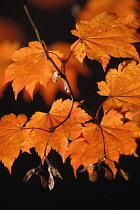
[22,0,48,59]
[22,0,75,124]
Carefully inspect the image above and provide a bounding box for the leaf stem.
[65,38,82,63]
[95,96,110,120]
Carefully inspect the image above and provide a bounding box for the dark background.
[0,0,140,209]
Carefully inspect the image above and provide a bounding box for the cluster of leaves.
[0,6,140,189]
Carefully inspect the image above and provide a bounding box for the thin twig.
[95,96,110,119]
[23,0,48,59]
[23,0,64,74]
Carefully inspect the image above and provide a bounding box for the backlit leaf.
[26,99,91,161]
[3,41,63,99]
[71,12,140,71]
[67,109,138,177]
[0,114,33,172]
[97,60,140,112]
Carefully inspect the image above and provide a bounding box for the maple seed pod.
[104,167,113,180]
[114,162,129,180]
[23,167,49,188]
[118,168,129,181]
[89,170,98,182]
[36,168,49,188]
[23,168,36,182]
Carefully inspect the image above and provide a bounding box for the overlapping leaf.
[3,41,63,99]
[71,12,140,71]
[97,60,140,112]
[0,114,33,172]
[26,99,91,161]
[67,110,138,177]
[22,42,91,105]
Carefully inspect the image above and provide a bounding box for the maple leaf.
[67,109,138,177]
[22,41,91,105]
[26,99,91,161]
[0,114,33,172]
[97,60,140,112]
[71,12,140,71]
[3,41,63,99]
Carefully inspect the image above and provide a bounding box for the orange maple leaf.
[97,60,140,112]
[22,42,91,105]
[3,41,63,99]
[67,109,138,177]
[26,99,91,161]
[71,12,140,71]
[0,114,33,172]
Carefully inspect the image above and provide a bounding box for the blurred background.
[0,0,140,209]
